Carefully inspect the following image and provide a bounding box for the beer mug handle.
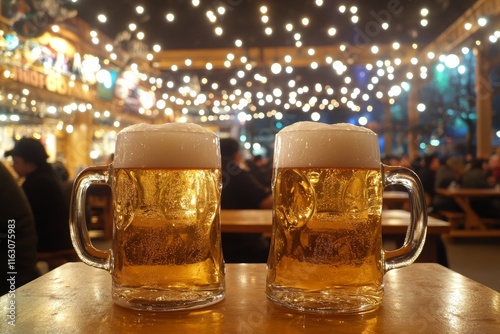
[70,165,111,271]
[382,164,427,272]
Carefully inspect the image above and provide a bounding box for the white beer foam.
[275,122,380,168]
[114,123,221,168]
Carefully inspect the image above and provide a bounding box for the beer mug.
[70,123,225,311]
[266,122,427,314]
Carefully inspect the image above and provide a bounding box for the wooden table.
[221,209,449,263]
[435,188,500,230]
[382,190,409,210]
[1,263,498,333]
[221,209,449,235]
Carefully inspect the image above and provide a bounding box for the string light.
[0,1,492,133]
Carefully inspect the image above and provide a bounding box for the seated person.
[220,138,272,263]
[462,158,500,219]
[5,138,76,269]
[417,153,441,209]
[0,162,39,293]
[432,156,465,213]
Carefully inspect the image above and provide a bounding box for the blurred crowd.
[383,150,500,219]
[3,134,500,293]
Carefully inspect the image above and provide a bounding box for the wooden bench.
[435,211,500,238]
[482,218,500,227]
[446,229,500,238]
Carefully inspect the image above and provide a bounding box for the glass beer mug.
[70,123,225,311]
[266,122,427,314]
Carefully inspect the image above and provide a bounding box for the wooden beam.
[152,44,417,71]
[419,0,500,59]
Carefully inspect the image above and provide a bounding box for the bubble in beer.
[114,123,220,169]
[275,122,380,169]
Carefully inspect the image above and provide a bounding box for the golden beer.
[112,168,224,309]
[267,167,384,312]
[70,123,225,311]
[266,121,425,314]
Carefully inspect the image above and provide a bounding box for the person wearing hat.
[5,137,74,265]
[220,137,272,263]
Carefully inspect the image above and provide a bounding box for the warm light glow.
[166,13,175,22]
[14,2,487,129]
[444,54,460,68]
[97,14,107,23]
[478,17,487,27]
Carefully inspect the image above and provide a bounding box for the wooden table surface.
[436,188,500,230]
[1,263,498,333]
[221,209,450,235]
[221,209,449,263]
[382,190,409,210]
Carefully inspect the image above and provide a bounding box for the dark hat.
[4,137,49,166]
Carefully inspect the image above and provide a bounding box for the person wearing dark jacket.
[5,138,74,258]
[0,162,39,294]
[220,138,272,263]
[462,158,500,219]
[417,153,441,208]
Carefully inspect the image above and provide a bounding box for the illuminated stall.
[0,4,161,177]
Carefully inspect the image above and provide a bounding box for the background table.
[1,263,498,333]
[221,209,449,234]
[221,209,449,263]
[435,188,500,230]
[382,190,409,210]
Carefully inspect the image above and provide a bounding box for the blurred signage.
[6,65,95,100]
